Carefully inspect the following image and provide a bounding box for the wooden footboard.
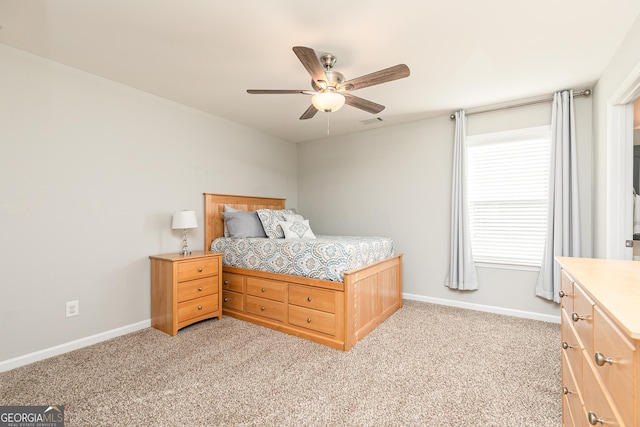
[204,193,403,351]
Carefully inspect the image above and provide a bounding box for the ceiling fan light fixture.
[311,91,345,113]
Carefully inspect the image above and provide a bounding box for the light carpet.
[0,300,561,426]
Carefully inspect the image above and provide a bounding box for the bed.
[204,193,403,351]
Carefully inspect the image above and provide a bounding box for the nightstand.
[149,251,223,336]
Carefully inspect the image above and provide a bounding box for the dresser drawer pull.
[198,267,203,272]
[197,305,203,310]
[224,280,229,285]
[261,306,266,311]
[587,411,604,425]
[198,287,203,291]
[307,296,312,302]
[571,312,585,322]
[561,342,572,350]
[594,352,614,366]
[261,288,266,293]
[223,298,229,302]
[561,386,572,395]
[307,318,312,323]
[558,290,566,298]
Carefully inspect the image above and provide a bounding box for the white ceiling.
[1,1,639,143]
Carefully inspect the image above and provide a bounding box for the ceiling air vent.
[360,117,384,125]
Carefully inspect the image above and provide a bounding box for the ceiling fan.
[247,46,410,120]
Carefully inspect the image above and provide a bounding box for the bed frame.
[204,193,403,351]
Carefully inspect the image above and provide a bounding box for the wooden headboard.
[203,193,286,250]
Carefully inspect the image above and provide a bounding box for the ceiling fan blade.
[247,89,308,94]
[343,93,385,114]
[339,64,410,91]
[299,104,318,120]
[293,46,327,85]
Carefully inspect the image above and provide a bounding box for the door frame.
[607,61,640,259]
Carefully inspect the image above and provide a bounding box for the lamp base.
[178,249,192,256]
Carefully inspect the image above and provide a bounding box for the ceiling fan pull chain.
[327,112,330,135]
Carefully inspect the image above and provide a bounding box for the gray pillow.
[223,205,240,237]
[222,211,267,238]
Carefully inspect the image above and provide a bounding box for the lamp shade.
[312,91,345,113]
[172,210,198,229]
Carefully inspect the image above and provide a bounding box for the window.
[466,126,551,268]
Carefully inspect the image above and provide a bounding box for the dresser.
[557,257,640,427]
[150,251,223,336]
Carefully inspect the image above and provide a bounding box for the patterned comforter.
[210,235,395,282]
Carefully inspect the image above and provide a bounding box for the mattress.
[210,235,395,282]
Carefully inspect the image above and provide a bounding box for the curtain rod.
[449,89,592,120]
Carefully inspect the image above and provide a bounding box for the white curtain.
[536,90,581,302]
[445,110,478,290]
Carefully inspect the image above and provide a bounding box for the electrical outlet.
[65,300,79,318]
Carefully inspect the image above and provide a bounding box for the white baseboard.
[402,292,560,324]
[0,320,151,373]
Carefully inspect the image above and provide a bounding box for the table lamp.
[172,210,197,255]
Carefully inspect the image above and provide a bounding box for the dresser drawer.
[177,294,219,323]
[560,269,575,311]
[247,277,285,302]
[582,352,623,427]
[562,351,583,427]
[593,305,635,427]
[572,284,595,356]
[222,273,245,293]
[289,305,336,336]
[246,295,284,322]
[178,276,217,303]
[561,309,583,390]
[222,290,244,311]
[177,258,219,282]
[289,284,336,313]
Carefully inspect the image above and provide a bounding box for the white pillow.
[279,219,316,239]
[283,212,305,222]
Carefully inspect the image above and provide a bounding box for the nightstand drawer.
[178,276,217,303]
[222,290,244,311]
[289,305,335,336]
[177,294,219,323]
[289,284,335,313]
[246,295,284,322]
[247,277,285,302]
[222,273,245,293]
[177,258,219,282]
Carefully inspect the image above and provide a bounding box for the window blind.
[466,126,551,267]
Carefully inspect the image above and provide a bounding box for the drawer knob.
[198,267,203,272]
[558,290,566,298]
[223,298,228,302]
[307,296,312,302]
[561,386,571,395]
[587,411,604,425]
[261,288,266,293]
[561,342,572,350]
[198,287,203,291]
[197,305,203,310]
[571,312,584,322]
[307,318,312,323]
[594,352,614,366]
[224,280,229,285]
[261,306,266,311]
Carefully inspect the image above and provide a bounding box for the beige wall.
[0,44,297,362]
[298,97,592,319]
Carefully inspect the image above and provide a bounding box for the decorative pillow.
[256,208,297,238]
[223,205,241,237]
[279,219,317,239]
[283,212,305,222]
[222,211,267,238]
